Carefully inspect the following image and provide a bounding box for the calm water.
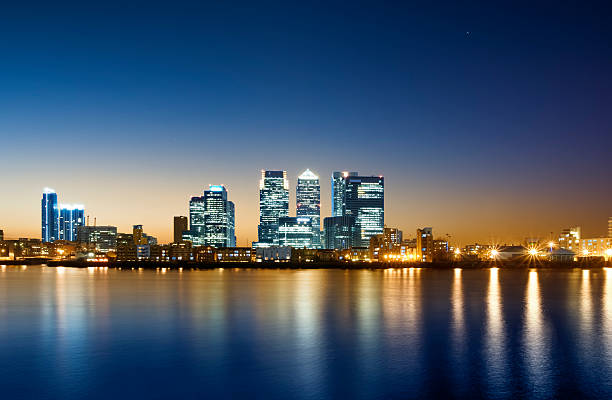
[1,266,612,399]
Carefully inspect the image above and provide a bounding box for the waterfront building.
[256,246,292,262]
[215,247,254,262]
[343,175,384,247]
[77,225,118,254]
[331,171,358,217]
[133,225,146,245]
[558,226,581,252]
[58,204,85,242]
[257,170,289,246]
[41,188,59,242]
[579,237,612,258]
[323,216,356,250]
[173,216,188,243]
[416,227,433,262]
[296,169,321,248]
[277,217,314,248]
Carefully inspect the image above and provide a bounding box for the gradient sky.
[2,1,611,245]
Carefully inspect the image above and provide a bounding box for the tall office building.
[188,196,206,245]
[173,216,188,243]
[204,185,235,248]
[296,169,321,248]
[343,175,384,247]
[278,217,314,248]
[257,170,289,246]
[59,204,85,241]
[41,188,59,243]
[185,185,236,247]
[323,216,356,250]
[331,171,358,217]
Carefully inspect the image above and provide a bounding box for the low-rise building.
[216,247,254,262]
[256,246,292,262]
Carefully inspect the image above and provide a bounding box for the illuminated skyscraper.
[41,188,59,243]
[187,196,206,245]
[331,171,358,217]
[257,170,289,246]
[296,169,321,248]
[278,217,314,248]
[185,186,235,247]
[344,175,384,247]
[59,204,85,241]
[323,216,356,250]
[204,185,235,248]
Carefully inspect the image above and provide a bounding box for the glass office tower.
[41,188,59,243]
[331,171,358,217]
[187,185,236,247]
[323,216,356,250]
[59,204,85,241]
[257,170,289,246]
[188,196,206,245]
[296,169,321,248]
[343,175,384,247]
[277,217,314,248]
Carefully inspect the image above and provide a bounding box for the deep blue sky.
[2,1,611,244]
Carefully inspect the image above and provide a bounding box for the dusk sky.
[2,1,611,245]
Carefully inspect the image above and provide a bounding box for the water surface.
[1,266,611,399]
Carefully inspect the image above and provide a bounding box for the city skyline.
[2,2,611,245]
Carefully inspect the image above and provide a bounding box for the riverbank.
[2,259,609,269]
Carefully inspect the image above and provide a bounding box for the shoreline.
[2,259,610,269]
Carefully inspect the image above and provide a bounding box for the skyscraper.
[331,171,358,217]
[41,188,59,243]
[296,169,321,248]
[59,204,85,241]
[277,217,314,248]
[257,170,289,246]
[323,216,356,250]
[185,185,236,247]
[173,216,188,243]
[204,185,235,248]
[188,196,206,245]
[343,175,384,247]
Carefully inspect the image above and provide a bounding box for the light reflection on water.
[0,266,612,399]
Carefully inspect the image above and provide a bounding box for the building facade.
[41,188,59,243]
[323,216,356,250]
[277,217,314,248]
[343,176,384,248]
[331,171,358,217]
[173,216,188,243]
[416,227,433,262]
[58,204,85,242]
[558,226,581,252]
[187,196,206,245]
[77,225,118,254]
[185,186,235,247]
[257,170,289,246]
[296,169,321,248]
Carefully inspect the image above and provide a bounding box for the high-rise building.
[296,169,321,248]
[133,225,147,245]
[331,171,358,217]
[41,188,59,243]
[58,204,85,241]
[204,185,235,248]
[343,175,384,247]
[187,196,206,245]
[323,216,356,250]
[185,186,236,247]
[277,217,314,248]
[416,227,433,262]
[77,225,118,254]
[173,216,188,243]
[257,170,289,246]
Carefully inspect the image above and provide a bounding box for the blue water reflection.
[1,266,612,399]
